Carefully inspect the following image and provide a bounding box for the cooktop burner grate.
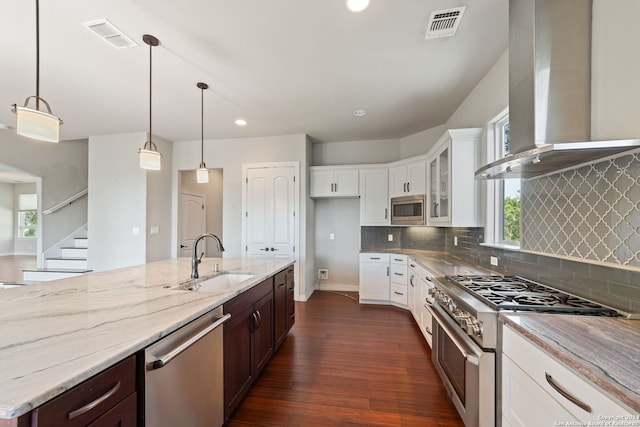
[445,275,618,316]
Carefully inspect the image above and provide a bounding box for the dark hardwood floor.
[227,291,464,427]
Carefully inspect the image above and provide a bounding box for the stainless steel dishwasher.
[145,306,230,427]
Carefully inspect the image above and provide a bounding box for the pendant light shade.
[196,82,209,183]
[138,34,162,170]
[11,0,63,143]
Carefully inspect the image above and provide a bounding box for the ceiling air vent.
[425,6,466,39]
[82,18,137,49]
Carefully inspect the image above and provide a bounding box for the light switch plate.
[329,233,335,240]
[454,236,458,246]
[388,234,393,242]
[150,226,159,235]
[490,256,499,266]
[132,227,140,236]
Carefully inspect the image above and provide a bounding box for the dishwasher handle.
[148,313,231,370]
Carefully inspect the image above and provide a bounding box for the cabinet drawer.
[390,255,407,265]
[224,277,273,317]
[359,253,390,263]
[390,283,408,305]
[34,355,136,427]
[390,264,408,284]
[502,325,632,420]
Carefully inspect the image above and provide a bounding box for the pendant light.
[138,34,162,171]
[196,82,209,183]
[11,0,63,143]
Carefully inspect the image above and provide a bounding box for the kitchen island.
[0,257,294,420]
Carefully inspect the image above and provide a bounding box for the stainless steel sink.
[177,272,256,293]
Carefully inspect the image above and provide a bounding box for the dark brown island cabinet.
[0,355,138,427]
[223,266,295,421]
[0,265,295,427]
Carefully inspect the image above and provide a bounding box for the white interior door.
[245,166,295,259]
[179,193,205,257]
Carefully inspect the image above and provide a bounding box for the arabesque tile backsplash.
[522,152,640,268]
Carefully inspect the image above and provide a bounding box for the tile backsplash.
[522,152,640,268]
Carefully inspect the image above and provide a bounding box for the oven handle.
[428,304,481,366]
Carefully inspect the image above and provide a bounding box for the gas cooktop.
[445,275,618,316]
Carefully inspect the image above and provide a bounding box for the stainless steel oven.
[429,303,495,427]
[390,194,425,225]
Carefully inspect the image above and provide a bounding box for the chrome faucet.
[191,233,225,279]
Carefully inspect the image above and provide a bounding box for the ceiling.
[0,0,507,146]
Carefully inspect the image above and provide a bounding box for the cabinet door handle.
[394,272,404,276]
[433,202,439,217]
[334,182,337,192]
[384,208,388,219]
[407,182,410,192]
[370,257,381,260]
[68,382,121,420]
[255,310,262,329]
[278,283,286,288]
[386,266,390,277]
[403,182,407,192]
[410,276,415,287]
[394,291,404,296]
[545,373,592,413]
[410,263,416,267]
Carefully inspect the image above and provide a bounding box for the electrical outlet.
[454,236,458,246]
[329,233,335,240]
[490,256,499,266]
[318,269,329,280]
[388,234,394,242]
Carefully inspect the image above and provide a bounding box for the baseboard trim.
[317,283,358,292]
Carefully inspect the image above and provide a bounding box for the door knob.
[260,247,269,251]
[180,244,187,248]
[270,247,279,251]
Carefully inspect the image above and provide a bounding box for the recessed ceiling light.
[353,109,367,117]
[235,119,247,126]
[347,0,370,12]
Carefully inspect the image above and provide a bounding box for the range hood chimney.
[475,0,640,180]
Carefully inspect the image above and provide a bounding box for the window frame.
[483,109,521,250]
[17,193,38,239]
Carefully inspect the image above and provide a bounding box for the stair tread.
[46,257,88,261]
[23,268,92,273]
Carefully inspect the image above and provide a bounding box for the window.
[486,110,520,247]
[18,194,37,238]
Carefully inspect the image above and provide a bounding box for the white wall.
[314,198,360,291]
[592,0,640,140]
[312,139,401,166]
[88,132,172,271]
[400,124,448,159]
[146,136,173,263]
[0,183,13,255]
[172,133,314,300]
[0,133,88,254]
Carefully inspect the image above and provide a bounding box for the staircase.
[23,236,92,282]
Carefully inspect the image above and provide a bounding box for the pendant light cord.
[35,0,40,110]
[148,39,152,146]
[201,86,204,164]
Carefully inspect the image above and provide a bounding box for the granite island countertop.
[501,313,640,413]
[0,257,294,419]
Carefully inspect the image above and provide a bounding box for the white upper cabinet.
[309,166,359,198]
[426,128,482,227]
[388,160,426,198]
[359,167,389,226]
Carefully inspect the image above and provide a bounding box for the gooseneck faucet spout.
[191,233,225,279]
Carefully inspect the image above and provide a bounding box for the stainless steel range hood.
[475,0,640,180]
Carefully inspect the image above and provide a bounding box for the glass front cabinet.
[426,128,482,227]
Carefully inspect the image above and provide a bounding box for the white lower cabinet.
[359,253,390,303]
[389,255,408,307]
[501,325,632,426]
[410,262,434,348]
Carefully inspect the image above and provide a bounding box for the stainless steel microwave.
[390,195,425,225]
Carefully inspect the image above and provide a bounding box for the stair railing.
[43,188,88,215]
